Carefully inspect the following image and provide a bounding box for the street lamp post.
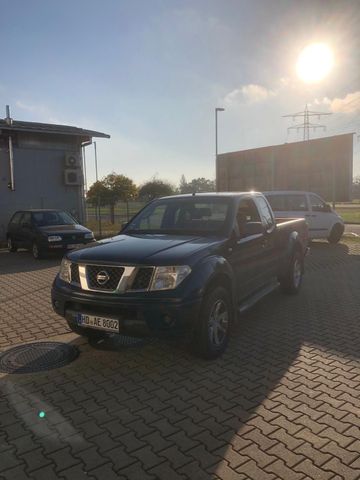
[215,107,225,191]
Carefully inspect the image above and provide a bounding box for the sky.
[0,0,359,188]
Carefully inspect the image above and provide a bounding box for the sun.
[296,43,334,83]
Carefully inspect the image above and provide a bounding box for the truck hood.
[68,233,225,265]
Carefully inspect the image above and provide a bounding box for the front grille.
[131,267,154,290]
[70,263,80,284]
[86,265,124,291]
[62,233,84,242]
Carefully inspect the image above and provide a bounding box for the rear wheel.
[32,242,44,260]
[7,237,17,253]
[328,223,344,244]
[279,250,303,295]
[191,285,232,359]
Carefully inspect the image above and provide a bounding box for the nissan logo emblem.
[96,270,110,285]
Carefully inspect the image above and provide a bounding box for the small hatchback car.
[7,209,95,259]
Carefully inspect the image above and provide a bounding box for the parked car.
[264,191,344,243]
[7,209,95,259]
[52,193,308,359]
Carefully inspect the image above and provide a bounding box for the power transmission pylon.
[283,104,332,141]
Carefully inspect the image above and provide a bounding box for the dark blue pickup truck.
[51,193,308,359]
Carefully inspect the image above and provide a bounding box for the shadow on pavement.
[0,249,61,275]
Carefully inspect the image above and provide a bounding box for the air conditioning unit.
[64,169,81,186]
[65,153,81,168]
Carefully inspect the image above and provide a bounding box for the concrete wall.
[0,133,84,241]
[217,133,354,202]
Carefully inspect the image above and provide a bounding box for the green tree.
[103,173,137,223]
[138,179,175,201]
[87,173,137,224]
[86,181,111,207]
[179,174,187,193]
[179,176,215,194]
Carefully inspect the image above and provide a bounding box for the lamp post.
[215,107,225,191]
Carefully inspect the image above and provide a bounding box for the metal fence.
[85,201,146,238]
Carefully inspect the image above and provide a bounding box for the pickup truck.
[51,192,308,359]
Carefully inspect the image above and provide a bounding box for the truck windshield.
[125,198,231,235]
[32,211,77,226]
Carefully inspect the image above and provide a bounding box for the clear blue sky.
[1,0,359,187]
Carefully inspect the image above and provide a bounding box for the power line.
[283,104,332,141]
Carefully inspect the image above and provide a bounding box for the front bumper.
[43,239,94,253]
[51,282,202,338]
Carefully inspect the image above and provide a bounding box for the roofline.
[0,120,110,139]
[218,132,355,158]
[157,192,262,200]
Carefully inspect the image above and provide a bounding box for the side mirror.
[324,204,332,213]
[242,222,264,236]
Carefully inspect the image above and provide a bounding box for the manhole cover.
[89,334,154,351]
[0,342,79,374]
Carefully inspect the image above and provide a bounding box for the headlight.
[84,232,94,239]
[59,258,71,283]
[150,266,191,291]
[48,235,62,242]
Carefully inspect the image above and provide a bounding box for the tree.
[86,181,111,207]
[87,173,137,224]
[103,173,137,223]
[179,174,187,194]
[138,178,175,201]
[178,176,216,194]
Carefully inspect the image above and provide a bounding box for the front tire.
[328,223,344,244]
[191,285,232,360]
[279,250,303,295]
[7,237,17,253]
[32,242,44,259]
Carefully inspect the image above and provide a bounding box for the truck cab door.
[254,195,279,282]
[230,197,267,302]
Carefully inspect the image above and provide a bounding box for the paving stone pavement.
[0,241,360,480]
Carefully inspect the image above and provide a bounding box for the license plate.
[68,243,83,249]
[75,313,119,333]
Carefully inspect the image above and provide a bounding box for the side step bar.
[238,280,279,314]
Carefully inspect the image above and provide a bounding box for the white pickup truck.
[264,191,344,244]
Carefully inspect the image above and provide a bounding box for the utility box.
[0,111,110,241]
[217,133,354,202]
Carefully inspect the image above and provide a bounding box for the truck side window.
[236,199,261,236]
[256,197,275,230]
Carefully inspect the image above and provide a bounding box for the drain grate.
[0,342,79,374]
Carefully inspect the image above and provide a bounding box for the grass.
[334,205,360,224]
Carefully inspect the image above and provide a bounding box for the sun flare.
[296,43,334,83]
